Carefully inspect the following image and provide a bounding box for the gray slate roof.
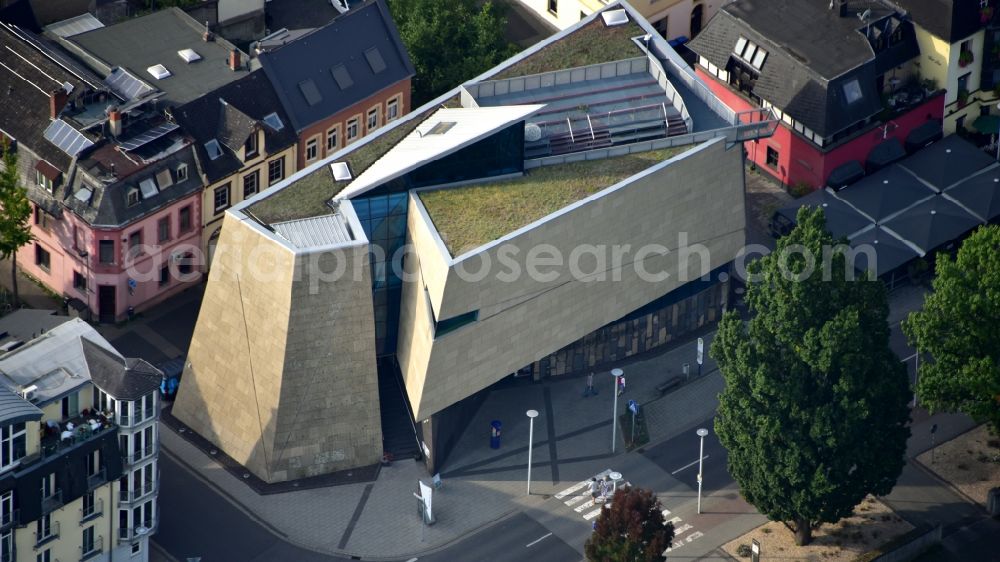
[61,142,204,228]
[68,7,249,107]
[0,383,43,426]
[81,338,162,400]
[688,0,918,138]
[172,69,297,184]
[258,0,414,133]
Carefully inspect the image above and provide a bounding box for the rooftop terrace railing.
[465,57,651,103]
[637,37,739,127]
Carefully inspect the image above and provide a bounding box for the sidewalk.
[0,258,62,310]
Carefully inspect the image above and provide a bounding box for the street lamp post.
[526,409,539,495]
[611,369,623,453]
[995,102,1000,160]
[696,428,709,514]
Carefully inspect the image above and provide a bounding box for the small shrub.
[789,180,813,197]
[736,543,752,558]
[762,527,772,534]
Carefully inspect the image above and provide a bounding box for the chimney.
[839,0,848,17]
[228,49,241,71]
[202,21,214,42]
[108,107,122,137]
[50,88,68,119]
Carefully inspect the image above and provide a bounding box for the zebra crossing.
[661,508,705,554]
[552,473,706,553]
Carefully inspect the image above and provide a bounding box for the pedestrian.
[601,475,612,500]
[589,477,600,502]
[584,372,596,397]
[617,374,626,396]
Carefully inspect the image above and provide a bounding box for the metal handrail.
[80,498,103,523]
[119,479,157,503]
[41,489,63,514]
[34,519,60,546]
[122,444,155,465]
[0,509,18,531]
[80,535,103,561]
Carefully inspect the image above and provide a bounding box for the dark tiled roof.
[81,338,162,400]
[894,0,982,43]
[689,1,916,138]
[68,7,249,107]
[0,23,92,172]
[0,383,43,425]
[258,0,414,133]
[172,69,297,183]
[61,143,203,227]
[217,100,256,152]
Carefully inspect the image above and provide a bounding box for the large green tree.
[0,140,34,307]
[711,207,910,546]
[585,486,674,562]
[904,225,1000,433]
[387,0,518,105]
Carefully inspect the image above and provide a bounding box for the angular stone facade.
[172,214,382,482]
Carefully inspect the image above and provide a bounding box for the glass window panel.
[388,193,407,215]
[368,195,389,217]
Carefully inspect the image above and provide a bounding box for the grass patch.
[493,18,645,80]
[250,107,437,224]
[419,146,688,256]
[618,408,649,450]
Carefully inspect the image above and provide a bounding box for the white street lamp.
[696,428,709,514]
[526,409,539,495]
[611,369,623,453]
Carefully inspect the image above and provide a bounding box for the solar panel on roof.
[43,119,94,157]
[364,48,387,74]
[105,67,154,101]
[139,177,158,199]
[298,79,322,106]
[118,123,180,152]
[331,65,354,90]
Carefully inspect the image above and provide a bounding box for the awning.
[826,160,865,190]
[34,159,61,181]
[866,137,906,172]
[905,120,942,153]
[972,114,1000,134]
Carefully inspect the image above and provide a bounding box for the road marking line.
[575,499,596,512]
[667,516,682,525]
[671,455,709,475]
[564,495,586,506]
[674,523,693,536]
[526,533,552,547]
[406,559,418,562]
[666,541,684,552]
[583,508,603,520]
[901,353,917,362]
[661,509,671,517]
[554,469,610,499]
[686,531,704,543]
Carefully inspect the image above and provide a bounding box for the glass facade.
[353,123,526,356]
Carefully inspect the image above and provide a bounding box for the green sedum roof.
[419,146,690,257]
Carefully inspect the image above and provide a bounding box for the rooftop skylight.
[178,48,202,63]
[298,79,322,106]
[601,9,629,27]
[330,162,352,181]
[364,47,387,74]
[331,64,354,90]
[147,64,171,80]
[843,79,863,104]
[425,122,456,135]
[205,139,223,160]
[263,112,284,131]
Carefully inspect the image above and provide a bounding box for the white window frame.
[0,423,27,473]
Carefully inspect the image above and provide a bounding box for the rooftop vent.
[147,64,171,80]
[601,8,629,27]
[20,384,37,401]
[262,112,284,131]
[178,48,202,63]
[331,162,352,181]
[61,81,74,94]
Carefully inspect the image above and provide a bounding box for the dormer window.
[126,186,140,207]
[176,163,188,181]
[34,160,60,192]
[35,170,54,192]
[244,132,258,160]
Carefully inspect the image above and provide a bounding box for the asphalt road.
[641,417,732,496]
[156,452,353,562]
[421,512,579,562]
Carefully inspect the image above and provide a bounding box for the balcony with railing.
[122,443,155,466]
[80,498,103,524]
[34,519,60,548]
[86,467,106,491]
[119,479,157,505]
[39,415,117,460]
[41,489,63,514]
[80,536,103,561]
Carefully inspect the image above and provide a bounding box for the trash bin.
[490,420,502,449]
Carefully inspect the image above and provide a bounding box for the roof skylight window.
[425,122,457,135]
[263,112,284,131]
[330,162,352,181]
[751,48,767,70]
[843,79,863,104]
[364,47,387,74]
[139,177,158,199]
[178,48,202,63]
[331,65,354,90]
[205,139,223,160]
[298,79,322,106]
[147,64,171,80]
[734,36,748,57]
[601,8,629,27]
